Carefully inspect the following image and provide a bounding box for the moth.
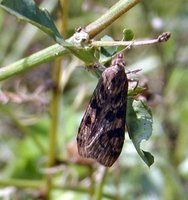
[77,54,128,167]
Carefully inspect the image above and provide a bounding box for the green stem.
[44,0,69,199]
[0,179,44,189]
[0,0,140,81]
[45,62,62,198]
[92,167,108,200]
[0,44,67,81]
[85,0,141,38]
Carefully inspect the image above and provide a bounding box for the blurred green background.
[0,0,188,199]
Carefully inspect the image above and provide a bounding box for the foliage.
[0,0,187,200]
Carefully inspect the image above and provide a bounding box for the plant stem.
[0,44,67,81]
[91,32,171,47]
[92,167,108,200]
[85,0,141,38]
[0,0,141,81]
[0,179,44,189]
[44,0,69,199]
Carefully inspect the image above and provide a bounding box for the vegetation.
[0,0,187,199]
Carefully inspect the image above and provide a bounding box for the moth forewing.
[77,54,128,167]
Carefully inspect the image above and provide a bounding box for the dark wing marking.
[77,55,128,167]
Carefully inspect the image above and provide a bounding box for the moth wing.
[77,99,97,158]
[77,61,128,167]
[86,87,127,167]
[77,74,107,158]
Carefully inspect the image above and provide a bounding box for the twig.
[85,0,141,38]
[91,32,171,47]
[0,0,141,81]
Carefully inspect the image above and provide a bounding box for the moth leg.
[128,78,139,91]
[126,69,141,90]
[126,68,142,75]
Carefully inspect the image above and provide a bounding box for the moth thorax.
[112,54,126,68]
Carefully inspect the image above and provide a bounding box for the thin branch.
[44,0,69,199]
[85,0,141,38]
[0,0,141,81]
[91,32,171,47]
[0,44,67,81]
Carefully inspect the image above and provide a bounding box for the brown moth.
[77,54,128,167]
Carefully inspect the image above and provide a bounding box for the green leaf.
[123,29,134,41]
[126,99,154,167]
[99,35,117,63]
[116,29,134,52]
[128,86,145,96]
[0,0,98,64]
[0,0,69,46]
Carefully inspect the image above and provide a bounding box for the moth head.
[111,53,126,68]
[102,60,127,94]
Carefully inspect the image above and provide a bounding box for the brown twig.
[91,32,171,47]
